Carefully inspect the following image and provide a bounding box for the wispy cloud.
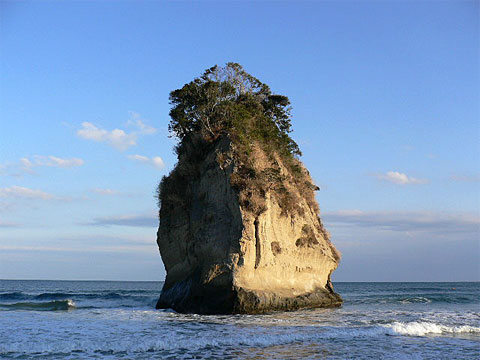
[0,186,56,200]
[22,155,84,169]
[91,188,119,195]
[127,154,165,170]
[127,111,157,135]
[376,171,428,185]
[450,174,480,183]
[0,220,21,228]
[323,210,479,235]
[0,244,153,254]
[77,112,156,151]
[85,213,157,227]
[1,155,84,177]
[1,233,155,254]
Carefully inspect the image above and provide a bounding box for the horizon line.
[1,279,479,283]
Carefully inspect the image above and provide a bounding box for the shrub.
[167,63,301,159]
[159,63,322,221]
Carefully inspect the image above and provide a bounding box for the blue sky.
[0,1,478,281]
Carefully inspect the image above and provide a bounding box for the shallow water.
[0,281,478,359]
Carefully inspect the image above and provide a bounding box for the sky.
[0,1,478,282]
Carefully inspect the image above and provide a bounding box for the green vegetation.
[168,62,301,158]
[158,63,316,217]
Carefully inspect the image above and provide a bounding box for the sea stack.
[156,63,342,314]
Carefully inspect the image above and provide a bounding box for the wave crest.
[0,299,76,311]
[385,321,480,337]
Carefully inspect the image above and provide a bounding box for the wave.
[317,321,480,338]
[34,291,125,300]
[0,327,333,355]
[1,321,478,356]
[0,299,76,311]
[0,292,25,300]
[399,296,432,304]
[0,291,157,308]
[385,321,480,337]
[349,293,477,305]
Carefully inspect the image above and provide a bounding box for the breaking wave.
[0,299,76,311]
[385,321,480,337]
[1,321,478,356]
[0,291,157,309]
[310,321,480,339]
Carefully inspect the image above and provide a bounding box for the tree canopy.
[168,63,301,157]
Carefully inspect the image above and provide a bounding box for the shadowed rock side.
[156,136,342,314]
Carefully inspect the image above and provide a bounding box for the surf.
[0,299,76,311]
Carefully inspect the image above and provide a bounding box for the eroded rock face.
[156,137,342,314]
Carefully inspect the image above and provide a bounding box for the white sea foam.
[400,297,432,304]
[385,321,480,337]
[3,321,478,356]
[0,327,318,354]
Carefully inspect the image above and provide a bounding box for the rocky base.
[233,287,343,314]
[156,275,236,314]
[156,278,342,314]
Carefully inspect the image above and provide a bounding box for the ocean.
[0,281,478,359]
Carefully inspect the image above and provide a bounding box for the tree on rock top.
[168,63,301,158]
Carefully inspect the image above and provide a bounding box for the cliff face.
[156,135,342,314]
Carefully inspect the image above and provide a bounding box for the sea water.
[0,281,478,359]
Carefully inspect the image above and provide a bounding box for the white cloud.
[151,157,165,169]
[77,122,137,151]
[77,112,157,151]
[0,186,55,200]
[377,171,428,185]
[128,154,149,162]
[127,154,165,170]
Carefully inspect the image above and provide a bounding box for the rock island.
[156,63,342,314]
